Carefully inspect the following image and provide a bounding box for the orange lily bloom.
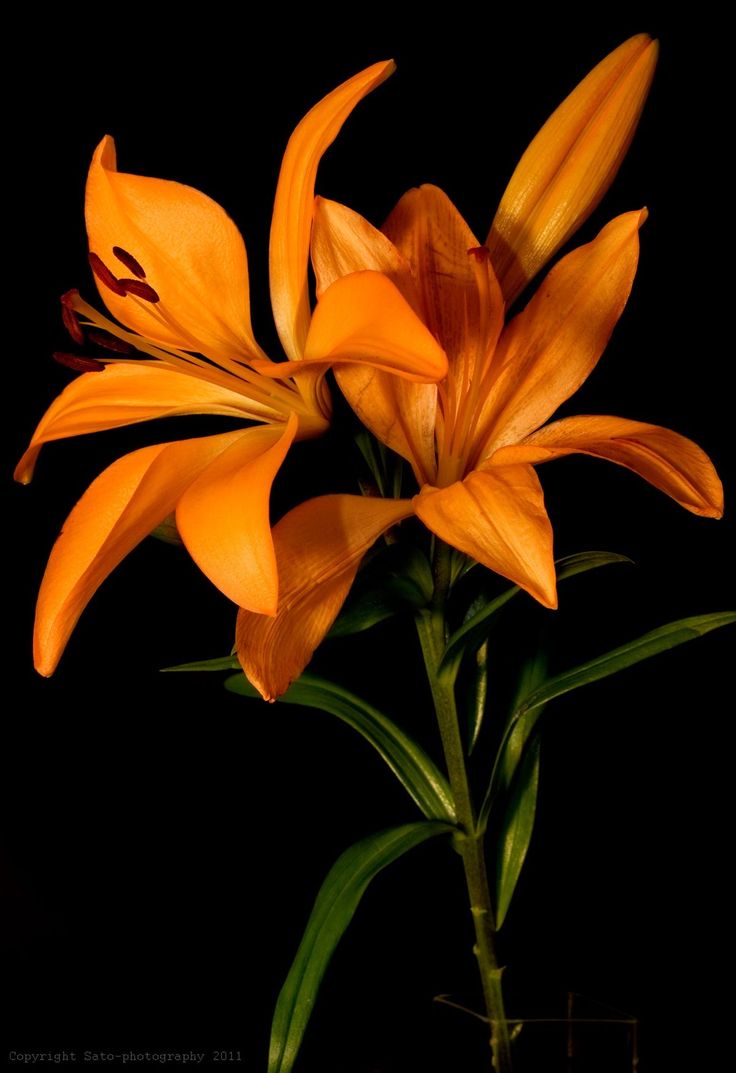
[236,35,724,700]
[16,60,447,677]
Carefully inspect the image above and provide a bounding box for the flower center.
[57,247,330,437]
[435,246,502,487]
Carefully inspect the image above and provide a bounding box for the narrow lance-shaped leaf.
[466,639,489,755]
[515,612,736,719]
[225,672,456,824]
[440,551,632,681]
[268,822,453,1073]
[164,654,241,673]
[485,611,735,922]
[494,735,541,929]
[485,650,549,928]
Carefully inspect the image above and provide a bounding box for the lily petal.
[236,495,413,700]
[487,34,658,304]
[14,364,282,484]
[312,196,416,303]
[335,366,438,486]
[489,415,724,519]
[86,137,264,364]
[311,197,437,481]
[33,430,250,677]
[414,466,556,608]
[270,61,395,363]
[383,185,497,383]
[258,272,448,382]
[176,416,297,614]
[474,210,644,462]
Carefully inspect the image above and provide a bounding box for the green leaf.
[162,655,240,673]
[516,611,736,719]
[268,821,453,1073]
[440,551,631,680]
[485,650,548,926]
[494,733,541,929]
[328,543,433,638]
[225,673,456,824]
[488,611,734,924]
[466,639,489,755]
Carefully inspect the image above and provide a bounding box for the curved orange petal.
[311,197,437,481]
[382,185,502,385]
[33,430,248,677]
[414,466,556,608]
[474,210,644,462]
[86,136,264,364]
[311,196,416,303]
[487,34,658,304]
[260,271,448,382]
[176,416,297,614]
[335,366,438,486]
[236,495,413,700]
[270,61,395,363]
[14,363,280,484]
[488,415,724,519]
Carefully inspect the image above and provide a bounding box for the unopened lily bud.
[487,33,658,305]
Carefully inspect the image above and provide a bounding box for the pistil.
[436,247,499,488]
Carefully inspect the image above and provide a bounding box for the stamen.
[468,245,490,265]
[113,246,146,279]
[89,252,127,296]
[120,278,160,303]
[87,330,135,354]
[53,352,105,373]
[60,299,85,345]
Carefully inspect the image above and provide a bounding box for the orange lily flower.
[236,35,724,700]
[16,61,447,677]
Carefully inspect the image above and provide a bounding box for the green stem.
[416,542,512,1072]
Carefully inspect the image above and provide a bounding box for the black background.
[3,10,733,1072]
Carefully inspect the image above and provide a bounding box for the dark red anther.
[113,246,146,279]
[87,330,135,354]
[467,245,491,263]
[120,278,160,303]
[60,288,80,308]
[53,352,105,373]
[88,252,127,296]
[61,302,85,345]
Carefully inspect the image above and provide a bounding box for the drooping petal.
[176,416,297,614]
[236,495,413,700]
[269,61,395,363]
[258,272,448,382]
[489,415,724,519]
[311,197,437,481]
[414,466,556,608]
[33,430,250,677]
[383,186,501,383]
[14,364,281,484]
[487,34,658,304]
[86,136,265,364]
[473,210,644,463]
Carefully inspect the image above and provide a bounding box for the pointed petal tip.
[488,33,659,303]
[92,134,117,170]
[14,462,34,485]
[33,638,58,678]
